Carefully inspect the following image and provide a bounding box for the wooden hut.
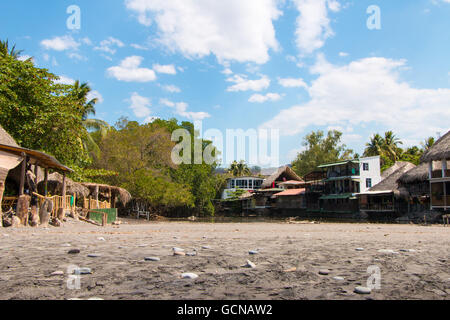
[420,130,450,211]
[261,166,303,189]
[0,125,73,226]
[358,162,415,215]
[81,182,131,210]
[397,163,430,212]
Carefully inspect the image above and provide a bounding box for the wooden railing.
[83,198,111,210]
[37,194,76,217]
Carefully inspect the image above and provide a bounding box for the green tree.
[364,134,384,157]
[383,131,403,162]
[421,137,435,151]
[0,43,89,166]
[291,130,354,177]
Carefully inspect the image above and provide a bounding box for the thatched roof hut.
[368,162,416,199]
[0,126,19,148]
[81,182,132,206]
[261,166,303,189]
[397,163,429,184]
[37,172,89,198]
[421,130,450,162]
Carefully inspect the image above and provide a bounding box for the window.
[366,178,372,188]
[363,163,369,171]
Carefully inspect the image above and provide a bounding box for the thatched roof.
[382,161,410,179]
[261,166,303,189]
[421,129,450,162]
[37,172,90,198]
[369,162,416,198]
[0,125,19,147]
[81,182,132,206]
[398,163,429,184]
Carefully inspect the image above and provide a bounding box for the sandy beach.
[0,219,449,300]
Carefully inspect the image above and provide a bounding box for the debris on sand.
[242,260,256,269]
[181,273,198,280]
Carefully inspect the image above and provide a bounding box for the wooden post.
[19,154,27,196]
[44,168,48,196]
[95,185,99,209]
[62,173,67,209]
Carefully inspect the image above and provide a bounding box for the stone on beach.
[97,237,105,241]
[181,273,198,280]
[87,254,101,258]
[68,249,80,254]
[50,271,64,276]
[145,257,160,261]
[186,252,197,257]
[319,269,330,275]
[73,267,92,275]
[174,251,186,256]
[378,249,398,254]
[249,250,259,255]
[354,286,372,294]
[202,246,211,250]
[355,248,364,251]
[243,260,256,269]
[172,247,184,252]
[283,267,297,273]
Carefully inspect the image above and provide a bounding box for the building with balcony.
[421,130,450,211]
[318,156,382,213]
[221,176,264,199]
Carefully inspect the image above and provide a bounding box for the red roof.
[273,188,306,197]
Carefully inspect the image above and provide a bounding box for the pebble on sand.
[87,254,101,258]
[319,269,330,275]
[378,249,398,254]
[97,237,106,241]
[172,247,184,252]
[73,267,92,275]
[186,252,197,257]
[68,249,80,254]
[354,286,372,294]
[202,246,211,250]
[249,250,259,255]
[243,260,256,269]
[145,257,160,261]
[333,276,345,281]
[61,243,71,247]
[283,267,297,273]
[181,273,198,280]
[174,251,186,256]
[50,271,65,276]
[355,248,364,251]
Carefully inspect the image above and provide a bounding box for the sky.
[1,0,450,167]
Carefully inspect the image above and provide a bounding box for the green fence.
[88,208,117,225]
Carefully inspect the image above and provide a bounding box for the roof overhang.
[357,190,394,196]
[318,160,359,168]
[0,143,72,173]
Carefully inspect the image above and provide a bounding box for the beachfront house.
[421,130,450,211]
[221,176,264,200]
[318,156,382,213]
[358,162,415,217]
[397,163,431,213]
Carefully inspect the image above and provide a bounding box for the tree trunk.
[0,179,4,228]
[17,195,30,226]
[30,205,39,227]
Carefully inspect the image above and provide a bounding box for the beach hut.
[397,163,430,213]
[0,125,73,226]
[358,162,415,215]
[81,182,131,210]
[261,166,303,189]
[421,130,450,211]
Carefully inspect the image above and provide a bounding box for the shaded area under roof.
[398,162,429,184]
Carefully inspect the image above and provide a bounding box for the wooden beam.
[19,154,27,196]
[44,168,48,196]
[62,173,67,209]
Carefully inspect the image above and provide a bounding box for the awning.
[320,193,356,200]
[318,160,359,168]
[357,190,394,196]
[325,177,360,182]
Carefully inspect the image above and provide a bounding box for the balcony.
[359,203,394,212]
[327,169,360,179]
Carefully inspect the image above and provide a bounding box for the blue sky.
[1,0,450,167]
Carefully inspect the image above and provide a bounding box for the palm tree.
[70,80,111,157]
[0,40,23,59]
[421,137,435,151]
[383,131,403,162]
[363,134,384,157]
[228,160,251,177]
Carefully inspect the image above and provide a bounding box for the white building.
[221,176,264,199]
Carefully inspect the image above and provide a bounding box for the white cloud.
[54,75,75,85]
[68,52,87,61]
[249,93,282,103]
[339,52,349,57]
[260,55,450,143]
[293,0,340,55]
[222,68,233,75]
[226,75,271,92]
[107,56,157,82]
[161,84,181,93]
[125,0,282,64]
[153,64,177,75]
[160,98,210,121]
[94,37,125,55]
[129,92,152,118]
[278,77,308,88]
[18,55,32,62]
[87,90,104,104]
[131,43,149,50]
[41,35,80,51]
[81,37,93,46]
